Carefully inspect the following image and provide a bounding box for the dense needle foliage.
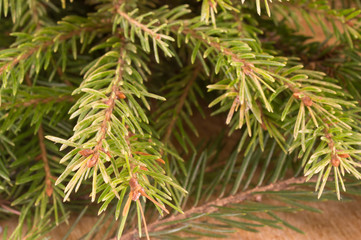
[1,0,361,239]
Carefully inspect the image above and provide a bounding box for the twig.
[181,27,247,65]
[86,56,125,168]
[115,3,162,40]
[0,95,74,110]
[163,66,201,143]
[38,125,54,197]
[0,25,110,76]
[0,203,21,216]
[121,176,307,240]
[24,75,54,197]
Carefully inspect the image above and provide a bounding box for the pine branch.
[122,176,308,239]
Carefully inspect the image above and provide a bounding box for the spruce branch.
[2,1,361,239]
[0,18,111,94]
[273,0,361,47]
[122,176,308,239]
[170,17,361,199]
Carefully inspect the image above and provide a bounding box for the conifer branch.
[122,176,308,239]
[2,2,361,238]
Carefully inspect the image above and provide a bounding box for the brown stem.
[0,25,110,76]
[181,27,246,65]
[323,124,344,167]
[87,56,124,168]
[53,57,73,87]
[1,95,74,110]
[115,4,162,40]
[24,75,54,196]
[121,176,307,240]
[0,203,21,216]
[38,125,54,197]
[163,66,201,143]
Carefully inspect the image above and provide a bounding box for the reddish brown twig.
[114,3,162,40]
[86,56,125,168]
[324,126,350,167]
[121,177,170,240]
[24,75,54,197]
[1,95,74,110]
[0,203,21,216]
[38,126,54,197]
[0,25,110,77]
[121,177,308,240]
[163,66,200,143]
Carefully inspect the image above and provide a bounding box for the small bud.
[46,185,53,197]
[254,194,262,202]
[79,149,94,157]
[337,153,350,158]
[156,158,165,164]
[129,177,138,190]
[116,90,126,99]
[293,92,301,99]
[87,151,99,168]
[293,92,300,99]
[261,121,267,130]
[331,154,340,167]
[302,96,313,107]
[104,99,113,106]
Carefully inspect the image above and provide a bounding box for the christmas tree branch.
[122,176,308,239]
[0,21,111,90]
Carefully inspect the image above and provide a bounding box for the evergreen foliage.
[0,0,361,239]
